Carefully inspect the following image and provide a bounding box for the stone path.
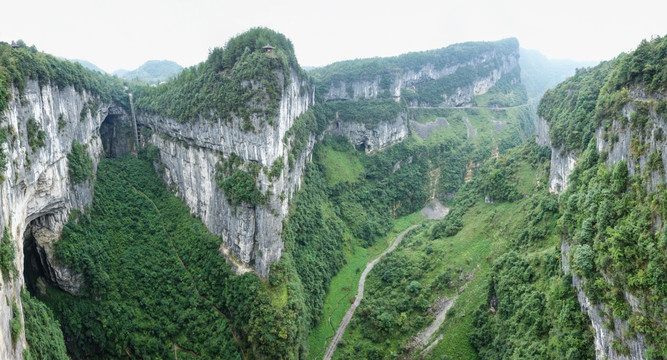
[323,225,419,360]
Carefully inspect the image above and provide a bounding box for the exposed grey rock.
[562,240,647,360]
[0,80,107,359]
[596,101,667,192]
[137,69,313,278]
[326,112,408,153]
[535,116,551,147]
[31,215,83,295]
[323,50,519,108]
[410,117,449,140]
[535,117,577,194]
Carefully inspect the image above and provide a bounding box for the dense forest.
[35,153,301,359]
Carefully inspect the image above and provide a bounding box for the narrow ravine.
[323,225,419,360]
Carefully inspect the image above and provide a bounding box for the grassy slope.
[332,154,561,359]
[308,212,428,359]
[307,144,429,358]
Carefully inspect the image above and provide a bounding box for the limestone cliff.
[325,112,408,153]
[136,69,313,277]
[314,38,520,107]
[0,80,117,359]
[535,116,578,194]
[542,71,666,358]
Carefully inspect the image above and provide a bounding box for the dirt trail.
[323,225,419,360]
[173,343,201,359]
[124,178,246,360]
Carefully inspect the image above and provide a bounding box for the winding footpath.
[323,225,420,360]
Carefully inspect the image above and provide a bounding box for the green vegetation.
[317,143,363,185]
[57,114,66,132]
[0,226,16,281]
[473,67,528,107]
[21,290,69,360]
[215,154,266,206]
[0,40,128,112]
[0,125,8,183]
[268,156,284,180]
[332,141,594,359]
[113,60,183,84]
[536,35,667,358]
[325,99,403,128]
[283,137,431,329]
[133,28,306,124]
[26,117,45,149]
[538,60,615,152]
[218,169,266,206]
[311,38,519,101]
[557,140,667,357]
[38,155,300,359]
[67,140,93,184]
[10,301,22,345]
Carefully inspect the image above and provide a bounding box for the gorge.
[0,29,665,360]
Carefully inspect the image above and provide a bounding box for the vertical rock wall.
[0,81,112,359]
[137,69,313,277]
[322,50,519,107]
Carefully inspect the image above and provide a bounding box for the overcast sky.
[1,0,666,73]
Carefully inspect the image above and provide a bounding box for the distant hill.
[113,60,183,84]
[519,48,598,105]
[70,59,107,74]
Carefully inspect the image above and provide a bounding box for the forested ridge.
[132,28,307,125]
[540,35,667,358]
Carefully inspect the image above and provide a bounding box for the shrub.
[67,140,93,184]
[26,118,46,149]
[219,169,266,206]
[10,302,22,344]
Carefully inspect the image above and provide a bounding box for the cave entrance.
[100,110,135,158]
[22,213,81,296]
[23,215,57,297]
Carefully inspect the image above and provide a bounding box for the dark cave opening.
[100,112,135,158]
[23,216,54,297]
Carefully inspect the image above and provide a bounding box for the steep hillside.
[519,48,598,106]
[69,59,107,74]
[537,35,667,359]
[311,38,523,108]
[113,60,183,84]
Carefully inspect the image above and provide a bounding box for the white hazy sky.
[1,0,666,73]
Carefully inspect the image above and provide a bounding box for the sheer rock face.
[136,69,314,278]
[561,241,648,360]
[322,49,519,107]
[548,87,666,360]
[0,80,109,359]
[535,116,578,194]
[326,113,408,153]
